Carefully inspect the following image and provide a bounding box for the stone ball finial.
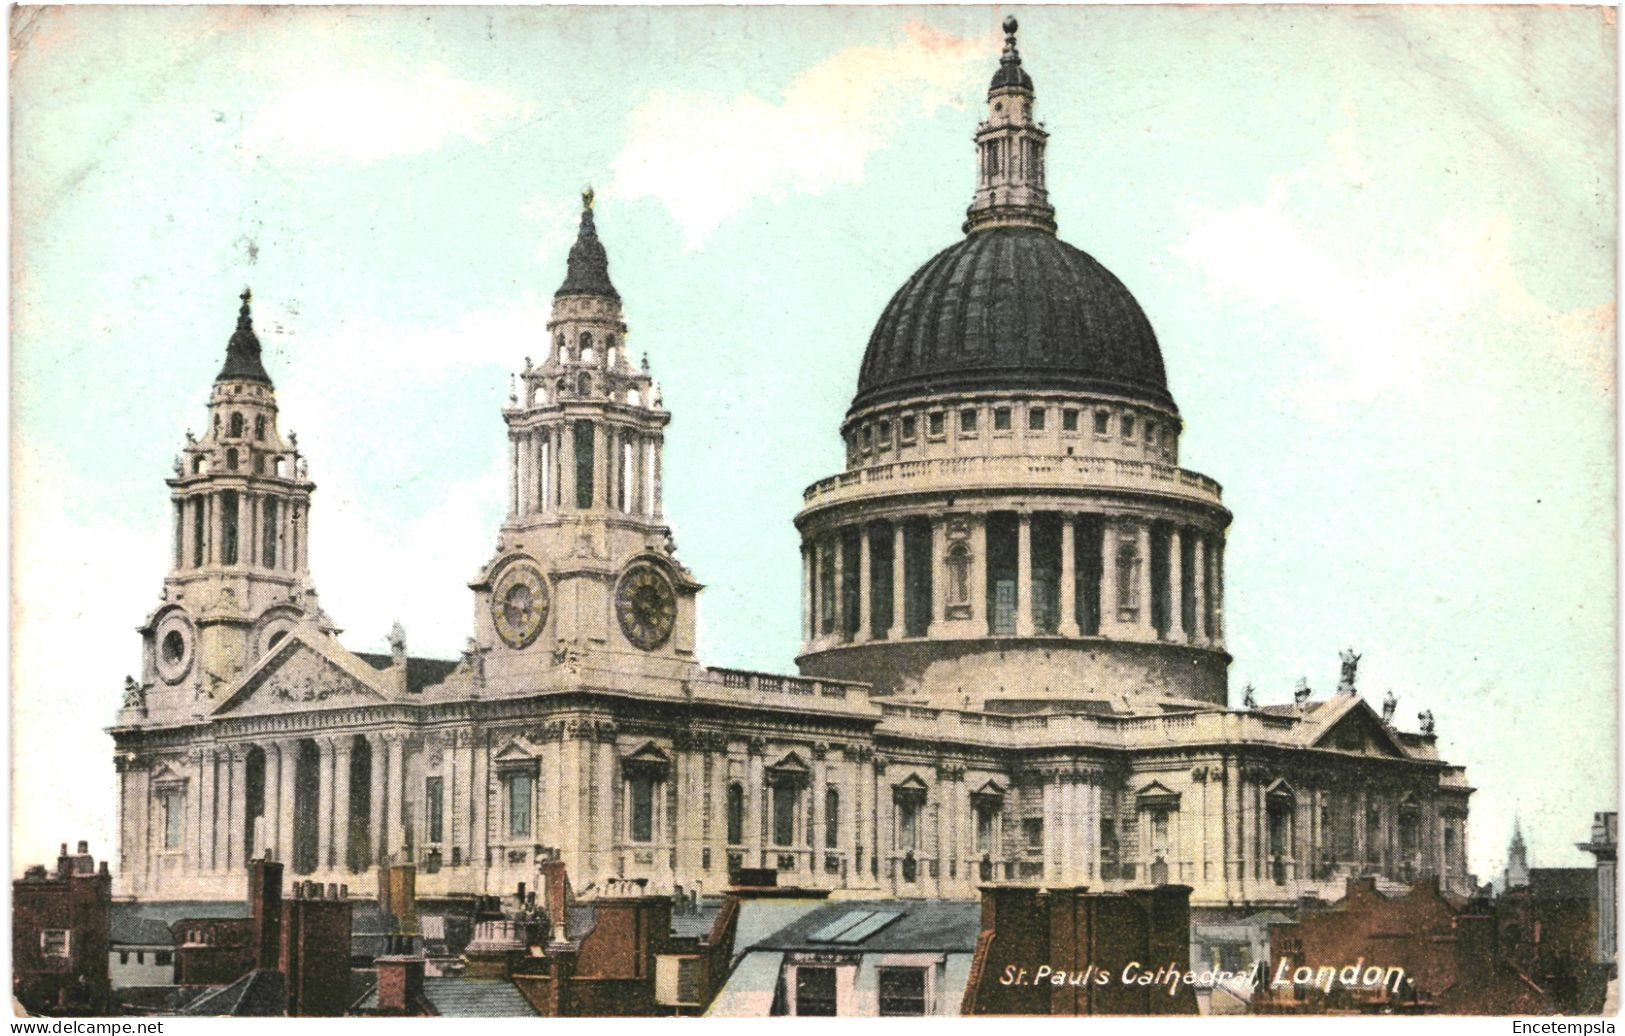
[1003,15,1018,36]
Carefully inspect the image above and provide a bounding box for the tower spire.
[555,187,620,301]
[217,286,273,385]
[964,16,1057,235]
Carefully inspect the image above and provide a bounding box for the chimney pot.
[327,882,339,900]
[60,843,68,856]
[77,841,89,854]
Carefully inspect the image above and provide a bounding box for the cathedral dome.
[851,226,1174,413]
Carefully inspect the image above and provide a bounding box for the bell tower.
[472,192,700,683]
[132,290,334,722]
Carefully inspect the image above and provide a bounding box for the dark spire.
[216,288,273,385]
[989,16,1034,92]
[554,188,620,301]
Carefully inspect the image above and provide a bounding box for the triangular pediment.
[213,634,388,717]
[1137,780,1181,807]
[768,750,809,773]
[894,773,929,791]
[973,779,1006,799]
[494,737,539,763]
[151,762,188,785]
[622,741,671,765]
[1311,699,1407,758]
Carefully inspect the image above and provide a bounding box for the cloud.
[610,23,994,249]
[244,62,532,164]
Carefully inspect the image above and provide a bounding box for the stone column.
[1212,539,1225,645]
[1136,521,1155,638]
[934,787,948,896]
[652,438,664,515]
[594,422,610,509]
[747,751,765,868]
[801,545,813,646]
[1192,537,1208,644]
[333,738,353,872]
[296,501,310,572]
[811,753,827,881]
[890,522,906,639]
[227,746,248,871]
[199,747,217,872]
[209,493,223,565]
[560,422,576,510]
[385,734,405,864]
[261,742,281,863]
[969,516,989,631]
[855,528,872,642]
[927,518,946,635]
[1059,516,1079,636]
[316,737,335,871]
[595,736,616,875]
[1169,528,1185,643]
[508,434,519,515]
[1099,517,1119,637]
[277,742,297,869]
[1042,778,1060,884]
[832,534,846,641]
[367,735,386,866]
[471,732,489,880]
[1015,513,1034,636]
[280,499,293,573]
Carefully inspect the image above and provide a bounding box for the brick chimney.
[248,857,285,970]
[542,860,570,943]
[281,879,353,1016]
[374,955,426,1015]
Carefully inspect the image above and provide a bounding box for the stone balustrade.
[802,453,1224,510]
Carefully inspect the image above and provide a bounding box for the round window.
[162,630,185,664]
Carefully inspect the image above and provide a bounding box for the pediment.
[494,737,540,763]
[972,779,1006,799]
[622,741,671,765]
[213,636,387,717]
[894,773,929,792]
[1312,702,1407,758]
[151,762,188,785]
[767,750,809,773]
[1137,780,1181,806]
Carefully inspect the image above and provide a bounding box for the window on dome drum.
[1075,516,1104,635]
[263,497,278,567]
[862,425,873,450]
[727,783,745,845]
[1149,524,1172,638]
[1115,539,1141,620]
[928,412,945,437]
[254,415,266,440]
[993,407,1012,431]
[506,772,534,840]
[425,779,445,844]
[840,528,862,640]
[1145,421,1157,445]
[1063,409,1079,432]
[221,490,239,565]
[574,419,595,510]
[630,773,656,844]
[869,524,894,638]
[825,787,839,847]
[795,966,837,1017]
[1029,407,1046,431]
[1031,514,1061,633]
[960,408,978,434]
[985,513,1018,635]
[902,518,933,638]
[1121,414,1136,439]
[879,968,928,1016]
[158,787,186,849]
[900,415,916,441]
[229,412,245,437]
[1094,410,1109,435]
[878,420,891,443]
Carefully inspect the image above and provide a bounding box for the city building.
[12,842,113,1016]
[107,19,1473,961]
[1503,819,1531,891]
[1577,811,1617,966]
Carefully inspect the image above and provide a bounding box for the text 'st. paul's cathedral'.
[111,21,1473,942]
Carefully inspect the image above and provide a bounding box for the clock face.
[491,561,551,649]
[616,561,677,651]
[154,611,194,684]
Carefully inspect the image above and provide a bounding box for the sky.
[9,5,1617,883]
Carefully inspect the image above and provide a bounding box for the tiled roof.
[110,914,176,946]
[747,899,982,954]
[1528,868,1596,900]
[425,977,538,1017]
[179,970,286,1016]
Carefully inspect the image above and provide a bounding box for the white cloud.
[244,62,532,164]
[610,23,994,249]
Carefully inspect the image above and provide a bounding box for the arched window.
[267,629,286,651]
[220,490,239,565]
[726,783,744,845]
[226,448,239,472]
[254,415,266,441]
[1116,542,1141,614]
[946,544,971,606]
[579,332,592,355]
[262,497,278,567]
[555,333,565,360]
[192,456,206,475]
[824,787,839,847]
[228,412,245,437]
[606,333,617,352]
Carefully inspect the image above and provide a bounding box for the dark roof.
[112,900,250,928]
[354,653,460,694]
[853,227,1172,414]
[180,969,286,1016]
[216,289,273,385]
[1528,868,1596,900]
[746,899,981,954]
[671,904,723,940]
[357,977,537,1017]
[110,914,176,947]
[555,193,619,301]
[990,18,1034,91]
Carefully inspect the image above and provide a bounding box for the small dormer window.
[1028,407,1046,431]
[1094,410,1109,435]
[878,420,891,443]
[862,426,873,449]
[1145,421,1156,445]
[1063,409,1079,432]
[900,415,917,441]
[993,407,1012,431]
[961,409,978,434]
[1121,414,1136,439]
[928,412,945,437]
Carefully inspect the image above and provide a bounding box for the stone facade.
[109,22,1472,927]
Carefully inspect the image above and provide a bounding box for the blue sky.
[10,5,1616,880]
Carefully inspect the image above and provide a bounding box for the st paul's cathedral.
[110,21,1475,947]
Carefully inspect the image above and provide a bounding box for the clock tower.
[472,192,700,690]
[132,290,335,724]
